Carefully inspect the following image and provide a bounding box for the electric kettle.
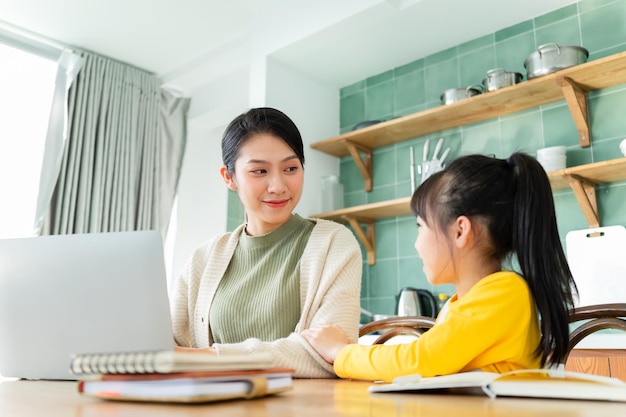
[396,287,438,318]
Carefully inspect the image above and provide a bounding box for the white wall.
[168,121,227,282]
[264,57,340,216]
[168,1,369,278]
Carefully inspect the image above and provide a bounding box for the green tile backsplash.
[339,0,626,316]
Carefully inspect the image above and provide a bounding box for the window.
[0,42,56,238]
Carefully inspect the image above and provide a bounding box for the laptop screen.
[0,230,174,380]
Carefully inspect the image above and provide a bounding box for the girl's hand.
[302,324,353,364]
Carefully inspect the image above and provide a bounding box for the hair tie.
[506,155,517,169]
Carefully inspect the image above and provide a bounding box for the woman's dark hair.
[221,107,305,174]
[411,152,577,367]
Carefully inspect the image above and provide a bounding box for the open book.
[369,368,626,402]
[69,350,273,375]
[78,367,294,403]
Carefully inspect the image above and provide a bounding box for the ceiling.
[1,0,579,94]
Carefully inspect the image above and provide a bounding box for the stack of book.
[70,350,293,403]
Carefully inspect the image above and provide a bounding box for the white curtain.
[33,49,83,235]
[35,51,190,237]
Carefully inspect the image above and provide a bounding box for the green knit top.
[209,214,314,343]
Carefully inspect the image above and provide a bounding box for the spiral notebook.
[0,231,175,380]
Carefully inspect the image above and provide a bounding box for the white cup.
[537,146,566,172]
[620,138,626,157]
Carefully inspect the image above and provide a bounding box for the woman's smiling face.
[221,133,304,236]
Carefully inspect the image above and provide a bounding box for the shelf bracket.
[344,140,373,192]
[344,215,376,265]
[557,76,591,148]
[566,174,600,228]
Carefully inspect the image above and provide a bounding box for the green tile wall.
[340,0,626,316]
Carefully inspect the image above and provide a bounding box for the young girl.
[170,107,362,378]
[303,152,577,383]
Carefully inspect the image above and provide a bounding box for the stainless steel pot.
[482,68,523,92]
[440,84,483,105]
[524,43,589,79]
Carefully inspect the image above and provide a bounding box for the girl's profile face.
[414,216,454,286]
[221,133,304,236]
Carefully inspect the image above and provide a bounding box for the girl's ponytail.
[508,153,577,366]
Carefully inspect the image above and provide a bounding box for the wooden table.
[1,377,626,416]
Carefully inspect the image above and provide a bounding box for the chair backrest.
[358,315,436,345]
[566,303,626,357]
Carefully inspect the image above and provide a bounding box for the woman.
[170,107,362,378]
[303,152,577,382]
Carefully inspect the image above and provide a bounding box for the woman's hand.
[174,345,218,355]
[302,324,353,364]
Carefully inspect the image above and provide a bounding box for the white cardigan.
[170,218,362,378]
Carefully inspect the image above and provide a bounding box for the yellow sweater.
[334,271,541,382]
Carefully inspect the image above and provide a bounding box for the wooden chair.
[358,315,436,345]
[566,303,626,357]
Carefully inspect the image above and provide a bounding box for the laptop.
[0,230,175,380]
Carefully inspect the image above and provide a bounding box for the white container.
[620,138,626,157]
[537,146,566,172]
[321,175,344,213]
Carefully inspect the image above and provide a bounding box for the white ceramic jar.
[537,146,566,172]
[321,175,344,212]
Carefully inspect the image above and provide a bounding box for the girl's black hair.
[221,107,305,174]
[411,152,577,367]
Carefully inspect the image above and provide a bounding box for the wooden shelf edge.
[310,197,412,223]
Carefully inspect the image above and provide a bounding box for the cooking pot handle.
[486,68,506,80]
[537,43,561,57]
[466,84,484,94]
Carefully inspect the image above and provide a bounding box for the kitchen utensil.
[566,225,626,307]
[440,84,483,105]
[438,147,451,167]
[482,68,523,92]
[431,137,444,161]
[524,44,589,79]
[420,138,450,183]
[396,287,438,317]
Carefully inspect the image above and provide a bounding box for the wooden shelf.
[310,198,411,265]
[312,158,626,263]
[547,157,626,189]
[310,50,626,264]
[311,50,626,158]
